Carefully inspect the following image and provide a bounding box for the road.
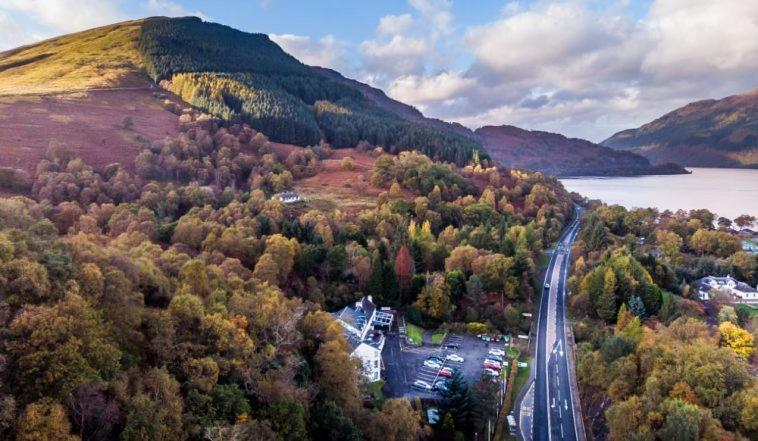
[532,208,583,441]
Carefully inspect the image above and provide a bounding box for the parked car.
[483,361,502,371]
[544,282,551,289]
[424,360,442,369]
[446,354,464,363]
[444,343,460,349]
[428,355,444,363]
[488,348,505,357]
[487,354,504,362]
[438,367,455,378]
[484,368,500,377]
[412,380,432,391]
[433,379,449,392]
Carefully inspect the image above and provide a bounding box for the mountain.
[603,89,758,168]
[0,16,681,177]
[474,125,686,176]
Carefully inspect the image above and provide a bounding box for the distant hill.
[474,125,686,177]
[0,16,682,176]
[603,89,758,168]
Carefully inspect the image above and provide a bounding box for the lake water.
[560,168,758,219]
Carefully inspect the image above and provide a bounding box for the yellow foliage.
[718,321,755,359]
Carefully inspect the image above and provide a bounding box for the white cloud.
[2,0,125,33]
[377,14,413,35]
[0,11,36,51]
[388,72,475,109]
[270,33,349,71]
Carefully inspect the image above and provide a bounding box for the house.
[332,296,394,382]
[272,191,301,204]
[694,275,758,304]
[742,239,758,254]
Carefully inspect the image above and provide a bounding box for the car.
[483,368,500,377]
[428,355,444,363]
[444,343,460,349]
[489,348,505,357]
[433,379,449,392]
[438,367,455,378]
[486,354,504,362]
[446,354,464,363]
[544,282,551,289]
[424,360,442,369]
[483,361,502,371]
[412,380,432,391]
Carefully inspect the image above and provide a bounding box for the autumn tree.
[719,322,755,359]
[395,245,415,294]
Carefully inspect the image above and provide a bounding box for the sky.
[1,0,757,142]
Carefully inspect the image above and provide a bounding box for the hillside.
[475,125,686,176]
[603,89,758,168]
[0,15,680,177]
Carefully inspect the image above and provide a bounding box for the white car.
[488,349,505,357]
[412,380,432,391]
[544,282,551,289]
[446,354,464,363]
[424,360,442,369]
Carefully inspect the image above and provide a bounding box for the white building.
[332,296,393,382]
[273,191,301,204]
[695,275,758,304]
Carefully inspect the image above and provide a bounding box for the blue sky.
[1,1,756,142]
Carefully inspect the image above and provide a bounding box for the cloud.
[407,0,758,142]
[377,14,413,35]
[0,11,36,51]
[358,0,455,86]
[387,72,475,111]
[2,0,125,33]
[270,33,349,71]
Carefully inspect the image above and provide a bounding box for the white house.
[273,191,301,204]
[695,275,758,304]
[332,296,393,383]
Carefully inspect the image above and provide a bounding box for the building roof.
[696,275,756,293]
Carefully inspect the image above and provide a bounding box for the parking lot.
[384,330,509,399]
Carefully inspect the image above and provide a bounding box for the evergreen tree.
[438,370,471,434]
[597,268,618,321]
[628,295,646,318]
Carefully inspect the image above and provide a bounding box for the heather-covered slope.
[603,89,758,168]
[475,125,686,176]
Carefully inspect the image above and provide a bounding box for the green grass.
[507,346,519,359]
[511,357,531,407]
[431,328,448,345]
[406,323,424,345]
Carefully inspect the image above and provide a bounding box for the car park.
[424,359,442,369]
[412,380,432,391]
[446,354,464,363]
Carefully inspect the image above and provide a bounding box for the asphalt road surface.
[533,208,582,441]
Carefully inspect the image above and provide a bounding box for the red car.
[438,367,454,378]
[483,361,501,371]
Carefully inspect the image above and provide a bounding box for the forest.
[138,16,487,165]
[0,104,573,440]
[567,201,757,440]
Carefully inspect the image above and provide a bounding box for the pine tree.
[628,295,646,318]
[438,370,471,433]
